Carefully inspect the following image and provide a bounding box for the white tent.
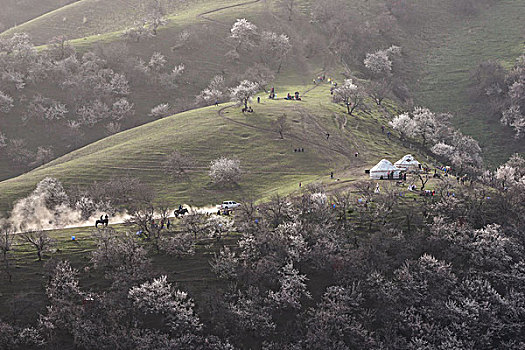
[370,159,402,180]
[394,154,421,172]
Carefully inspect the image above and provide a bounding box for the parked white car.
[220,201,240,210]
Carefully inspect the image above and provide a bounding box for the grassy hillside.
[0,0,522,188]
[0,82,413,212]
[406,0,525,166]
[0,0,328,182]
[1,0,241,45]
[0,0,73,32]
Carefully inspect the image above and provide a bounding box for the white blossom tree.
[32,146,55,166]
[209,156,242,186]
[159,232,195,257]
[26,95,68,122]
[364,45,401,77]
[390,107,442,146]
[149,103,171,118]
[128,275,202,335]
[76,100,110,126]
[147,52,167,73]
[91,232,151,288]
[0,90,14,113]
[364,49,392,75]
[111,98,134,121]
[210,247,239,279]
[496,164,517,189]
[267,261,311,310]
[205,215,233,241]
[229,286,276,336]
[230,18,258,51]
[332,79,365,115]
[0,132,6,150]
[158,64,185,90]
[196,75,225,106]
[501,105,525,139]
[410,107,439,147]
[230,80,258,109]
[431,132,483,174]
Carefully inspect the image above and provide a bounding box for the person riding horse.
[174,205,188,218]
[95,214,109,228]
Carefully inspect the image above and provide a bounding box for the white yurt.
[370,159,402,180]
[394,154,421,172]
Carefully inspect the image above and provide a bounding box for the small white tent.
[370,159,402,180]
[394,154,421,172]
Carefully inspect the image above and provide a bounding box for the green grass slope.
[0,82,412,212]
[4,0,522,167]
[0,0,324,182]
[1,0,241,45]
[0,0,73,32]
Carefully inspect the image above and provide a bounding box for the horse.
[95,218,108,228]
[173,208,189,218]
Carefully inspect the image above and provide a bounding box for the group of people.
[294,148,305,152]
[241,106,254,113]
[149,217,171,230]
[284,91,301,101]
[314,74,337,85]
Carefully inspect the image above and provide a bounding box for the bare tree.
[241,65,274,91]
[260,31,292,73]
[273,114,291,139]
[6,139,34,166]
[180,211,207,240]
[32,146,55,167]
[368,79,391,106]
[46,35,75,61]
[0,222,14,282]
[91,230,150,288]
[122,21,151,42]
[417,173,430,191]
[279,0,296,21]
[162,151,193,179]
[19,230,54,261]
[145,0,168,35]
